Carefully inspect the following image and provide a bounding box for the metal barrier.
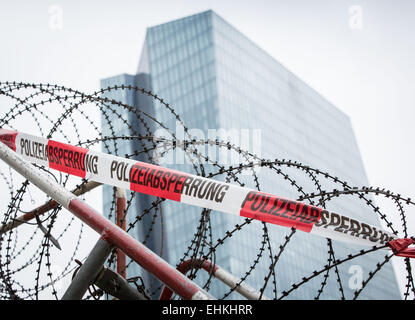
[0,140,214,300]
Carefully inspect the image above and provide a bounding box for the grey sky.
[1,0,413,194]
[0,0,414,297]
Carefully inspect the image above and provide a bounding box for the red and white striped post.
[160,258,270,300]
[115,187,127,279]
[0,139,214,300]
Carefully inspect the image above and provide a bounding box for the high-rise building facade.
[100,73,161,285]
[101,10,401,299]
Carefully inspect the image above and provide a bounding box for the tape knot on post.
[388,238,415,258]
[101,228,112,243]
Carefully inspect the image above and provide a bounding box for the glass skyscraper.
[101,10,401,299]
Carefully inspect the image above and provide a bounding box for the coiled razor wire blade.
[0,81,413,300]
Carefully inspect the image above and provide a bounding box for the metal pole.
[160,258,269,300]
[0,141,214,300]
[0,180,100,235]
[61,238,112,300]
[62,236,148,300]
[115,188,127,279]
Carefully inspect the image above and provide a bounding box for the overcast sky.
[0,0,414,298]
[1,0,413,196]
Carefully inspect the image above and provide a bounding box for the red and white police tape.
[0,131,213,300]
[0,128,413,256]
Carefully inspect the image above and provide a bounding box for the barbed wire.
[0,81,413,300]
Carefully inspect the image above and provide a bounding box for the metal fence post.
[160,258,270,300]
[116,188,127,279]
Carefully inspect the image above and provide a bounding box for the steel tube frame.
[0,141,214,300]
[160,258,270,300]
